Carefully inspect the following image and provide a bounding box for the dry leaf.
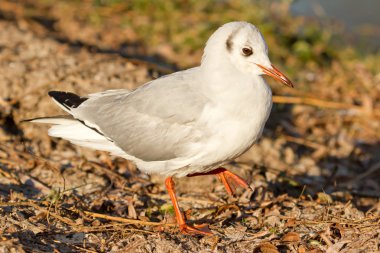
[284,218,296,227]
[255,242,280,253]
[316,192,333,204]
[298,245,306,253]
[282,232,301,242]
[128,202,137,219]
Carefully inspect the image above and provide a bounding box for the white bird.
[27,21,293,236]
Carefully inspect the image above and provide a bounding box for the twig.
[147,193,223,205]
[298,185,307,199]
[83,210,175,227]
[283,135,325,150]
[0,158,22,168]
[319,232,333,247]
[0,201,176,229]
[272,95,359,110]
[0,165,18,183]
[76,226,156,234]
[71,245,98,253]
[272,95,380,118]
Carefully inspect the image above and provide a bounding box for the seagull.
[26,21,293,236]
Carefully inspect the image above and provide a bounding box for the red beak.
[256,64,294,88]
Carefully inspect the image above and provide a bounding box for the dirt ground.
[0,2,379,253]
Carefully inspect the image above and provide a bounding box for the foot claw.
[220,170,251,195]
[180,224,213,236]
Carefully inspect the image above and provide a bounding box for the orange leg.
[165,177,212,236]
[188,167,251,195]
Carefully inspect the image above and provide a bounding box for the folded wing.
[41,68,209,162]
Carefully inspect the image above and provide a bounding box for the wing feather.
[72,68,209,161]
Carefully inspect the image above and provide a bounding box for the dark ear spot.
[226,34,233,52]
[225,26,242,53]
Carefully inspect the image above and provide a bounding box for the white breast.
[174,75,272,176]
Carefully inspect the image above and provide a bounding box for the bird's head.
[202,21,293,87]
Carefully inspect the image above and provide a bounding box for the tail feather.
[48,121,124,154]
[26,115,124,155]
[23,115,75,125]
[23,90,127,157]
[48,121,104,140]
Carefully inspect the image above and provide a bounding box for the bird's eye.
[242,47,253,56]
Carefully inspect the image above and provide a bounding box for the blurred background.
[0,0,379,252]
[292,0,380,48]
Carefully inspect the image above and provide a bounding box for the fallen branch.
[83,210,175,227]
[0,201,175,228]
[272,95,380,118]
[283,135,325,150]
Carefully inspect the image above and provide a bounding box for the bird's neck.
[200,58,254,89]
[197,63,270,107]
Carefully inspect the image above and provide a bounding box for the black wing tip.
[48,91,88,109]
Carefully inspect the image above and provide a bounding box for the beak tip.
[258,63,294,88]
